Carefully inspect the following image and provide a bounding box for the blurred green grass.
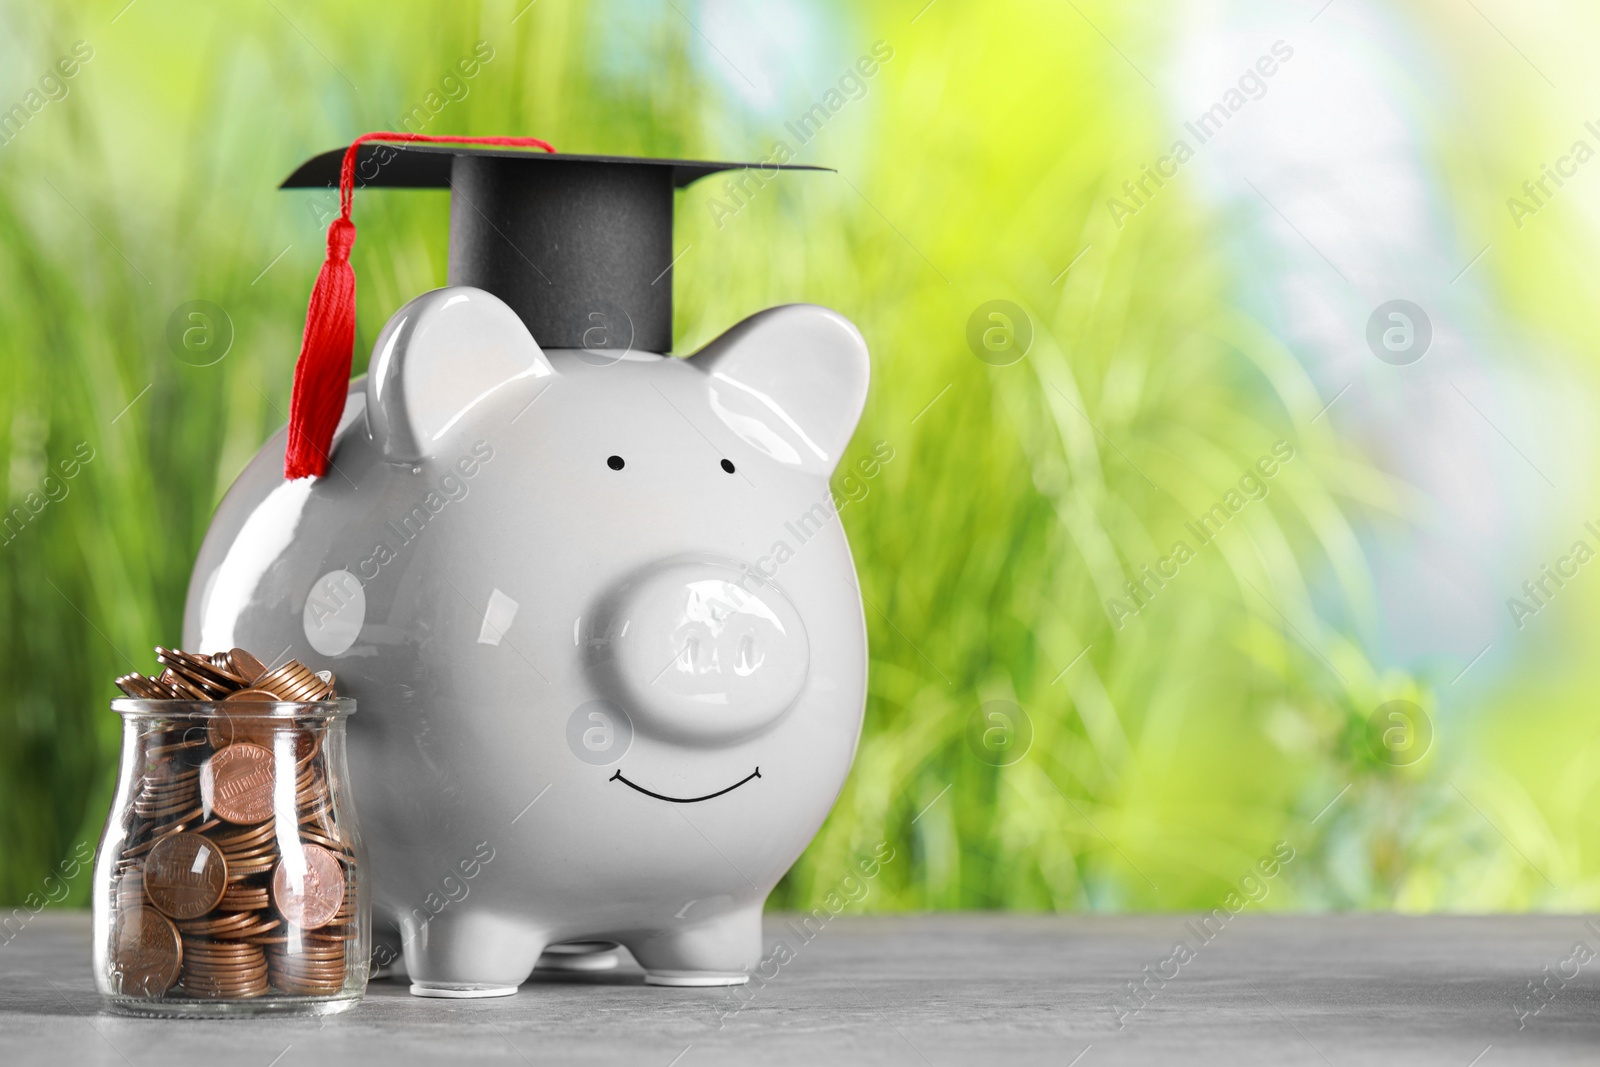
[2,0,1567,915]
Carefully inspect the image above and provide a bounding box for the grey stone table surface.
[3,912,1600,1065]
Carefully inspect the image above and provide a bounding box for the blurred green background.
[4,0,1599,915]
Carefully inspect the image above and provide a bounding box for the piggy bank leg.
[626,907,760,987]
[404,911,547,999]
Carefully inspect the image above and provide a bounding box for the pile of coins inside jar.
[106,647,358,1001]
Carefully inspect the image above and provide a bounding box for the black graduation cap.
[281,144,830,352]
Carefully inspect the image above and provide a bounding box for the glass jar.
[93,698,368,1017]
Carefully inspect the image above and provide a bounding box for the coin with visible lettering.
[110,907,183,996]
[271,843,346,930]
[204,743,276,824]
[143,833,228,919]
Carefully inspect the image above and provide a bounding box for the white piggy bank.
[182,287,873,996]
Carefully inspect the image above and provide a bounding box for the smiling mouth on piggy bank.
[608,767,762,803]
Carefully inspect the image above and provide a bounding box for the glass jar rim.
[110,697,355,720]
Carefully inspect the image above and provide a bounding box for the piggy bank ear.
[688,304,869,476]
[366,286,554,463]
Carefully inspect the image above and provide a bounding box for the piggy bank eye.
[720,459,735,474]
[607,455,625,470]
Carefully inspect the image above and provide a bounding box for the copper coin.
[143,676,182,699]
[208,694,285,749]
[186,964,269,980]
[138,764,199,785]
[157,668,208,700]
[218,885,269,910]
[212,723,318,771]
[114,870,146,907]
[223,860,277,878]
[183,964,265,979]
[226,865,277,883]
[223,843,278,862]
[220,688,283,702]
[181,979,269,999]
[299,828,345,852]
[213,818,277,844]
[274,967,344,979]
[227,648,268,684]
[270,844,346,930]
[270,957,345,973]
[182,942,267,973]
[271,964,346,978]
[217,835,278,855]
[184,973,269,988]
[176,911,256,934]
[109,908,182,996]
[227,844,280,861]
[255,662,309,698]
[157,646,244,689]
[182,943,262,961]
[115,674,163,699]
[183,973,268,986]
[155,653,231,693]
[271,945,347,960]
[274,972,344,986]
[254,661,335,702]
[231,920,286,938]
[204,743,276,824]
[215,918,282,940]
[271,978,342,993]
[143,834,228,919]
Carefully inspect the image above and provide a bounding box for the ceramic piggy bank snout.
[184,287,872,996]
[598,560,809,743]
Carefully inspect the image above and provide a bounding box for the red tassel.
[284,218,357,478]
[283,131,555,479]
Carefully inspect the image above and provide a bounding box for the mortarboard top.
[281,144,831,353]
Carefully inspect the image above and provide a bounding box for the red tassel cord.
[283,132,556,479]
